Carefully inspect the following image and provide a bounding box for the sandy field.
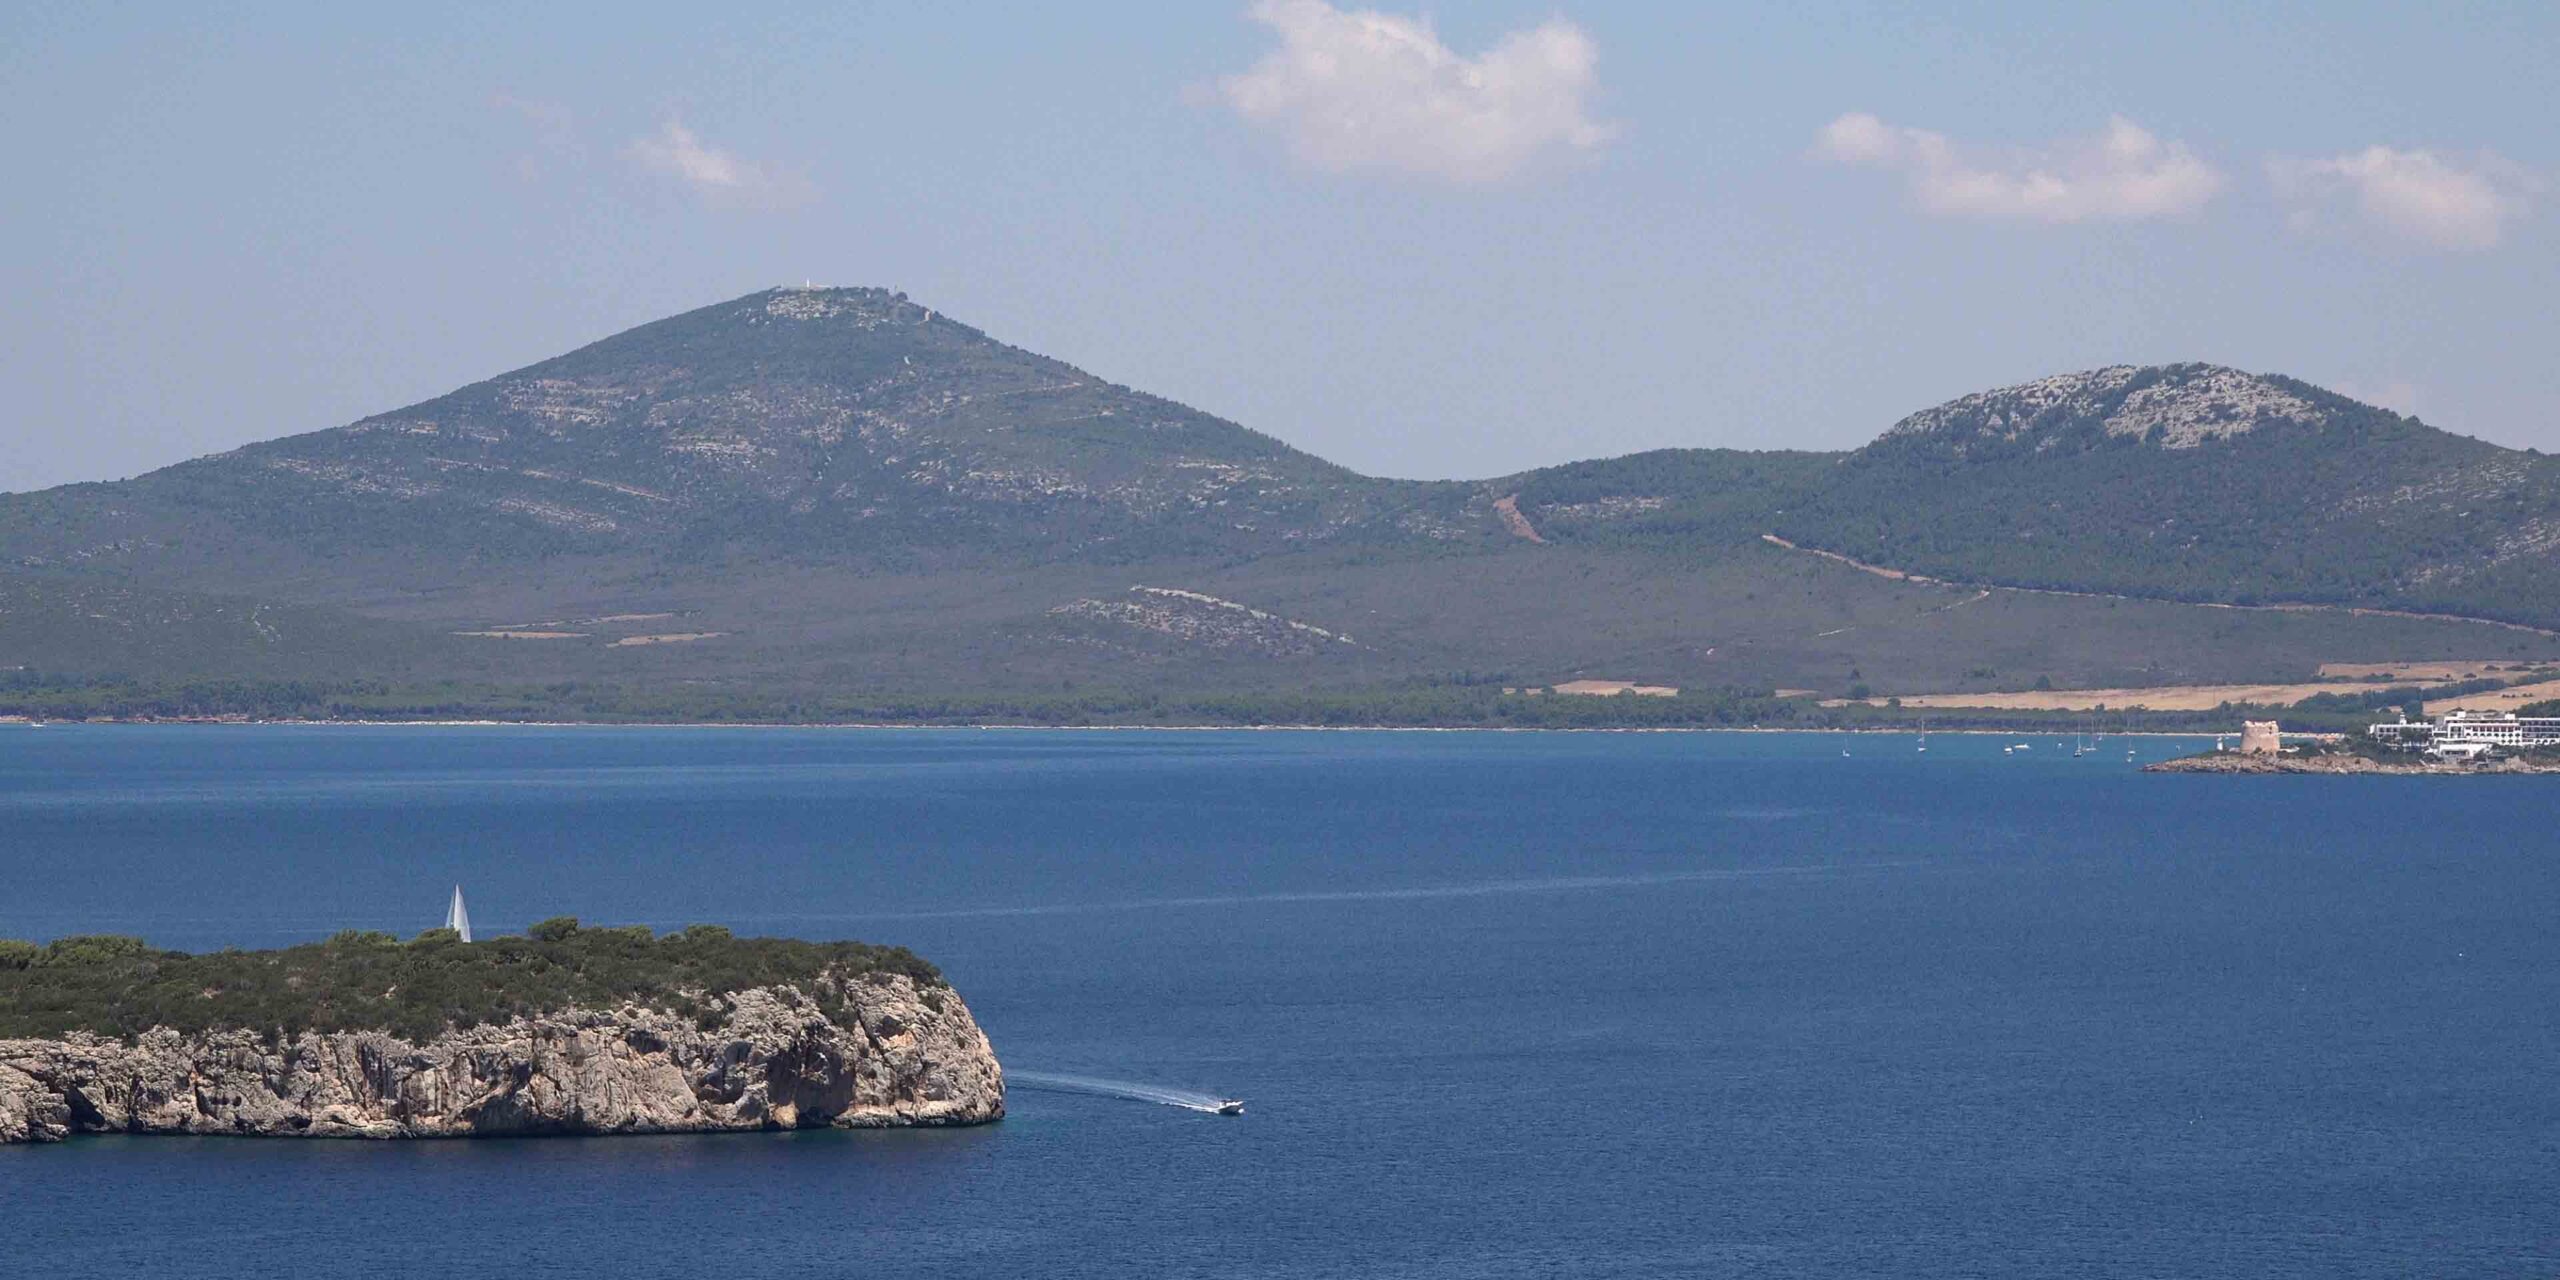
[1834,681,2439,712]
[2429,679,2560,711]
[2315,661,2544,681]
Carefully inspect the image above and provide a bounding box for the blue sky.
[2,1,2552,491]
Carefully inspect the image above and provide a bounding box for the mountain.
[1476,362,2560,628]
[1762,364,2560,627]
[4,293,2556,708]
[3,288,1486,595]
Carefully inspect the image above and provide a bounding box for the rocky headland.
[0,929,1004,1144]
[2146,751,2560,776]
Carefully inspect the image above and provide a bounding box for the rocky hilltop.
[1772,361,2560,626]
[1880,363,2341,453]
[0,976,1001,1144]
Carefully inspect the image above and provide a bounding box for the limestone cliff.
[0,975,1001,1144]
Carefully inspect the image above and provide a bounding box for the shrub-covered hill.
[0,286,1423,581]
[6,288,2556,698]
[1478,365,2560,630]
[1764,363,2560,627]
[0,922,946,1044]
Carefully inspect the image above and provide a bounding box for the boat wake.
[1009,1072,1238,1114]
[820,862,1912,924]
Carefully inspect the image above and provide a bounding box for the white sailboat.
[445,886,473,943]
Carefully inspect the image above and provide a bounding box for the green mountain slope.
[0,573,466,680]
[1492,449,1828,548]
[4,296,2555,707]
[1763,363,2560,626]
[2,288,1473,591]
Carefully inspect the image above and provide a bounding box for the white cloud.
[2269,147,2536,251]
[625,121,808,210]
[1214,0,1617,184]
[1816,113,2222,223]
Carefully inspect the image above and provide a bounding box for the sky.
[2,1,2553,492]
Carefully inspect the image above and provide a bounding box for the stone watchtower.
[2239,720,2283,755]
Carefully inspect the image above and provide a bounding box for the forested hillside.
[1478,364,2560,630]
[0,288,1489,594]
[1765,364,2560,627]
[4,295,2555,708]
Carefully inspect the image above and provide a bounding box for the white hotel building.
[2368,710,2560,759]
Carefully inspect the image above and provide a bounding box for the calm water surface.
[2,726,2554,1278]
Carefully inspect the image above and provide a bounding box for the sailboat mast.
[445,886,473,943]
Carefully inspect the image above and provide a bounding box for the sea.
[2,726,2554,1278]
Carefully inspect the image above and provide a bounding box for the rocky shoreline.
[0,976,1002,1144]
[2145,752,2560,776]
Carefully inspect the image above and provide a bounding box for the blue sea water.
[2,726,2556,1278]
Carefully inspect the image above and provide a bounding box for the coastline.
[2145,752,2560,775]
[1,717,2213,736]
[1,978,1003,1145]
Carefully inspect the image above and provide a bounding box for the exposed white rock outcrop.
[1886,364,2336,450]
[0,975,1001,1144]
[1050,584,1362,655]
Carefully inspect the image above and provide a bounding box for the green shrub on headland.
[528,916,582,943]
[0,925,944,1043]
